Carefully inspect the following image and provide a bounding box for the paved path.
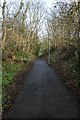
[7,60,79,118]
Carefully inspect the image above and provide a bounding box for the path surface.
[7,60,79,118]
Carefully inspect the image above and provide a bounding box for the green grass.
[2,62,24,88]
[2,61,27,110]
[0,76,2,88]
[0,69,2,112]
[0,94,2,112]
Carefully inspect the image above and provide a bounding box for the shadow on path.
[7,60,79,118]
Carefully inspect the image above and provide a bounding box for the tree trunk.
[2,0,6,48]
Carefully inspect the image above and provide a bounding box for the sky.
[0,0,78,37]
[0,0,54,18]
[0,0,77,18]
[0,0,56,37]
[43,0,56,7]
[0,0,77,19]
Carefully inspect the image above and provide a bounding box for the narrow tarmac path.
[7,60,79,118]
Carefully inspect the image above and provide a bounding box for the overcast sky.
[0,0,77,37]
[0,0,54,17]
[0,0,76,17]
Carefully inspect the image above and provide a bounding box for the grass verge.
[2,59,35,118]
